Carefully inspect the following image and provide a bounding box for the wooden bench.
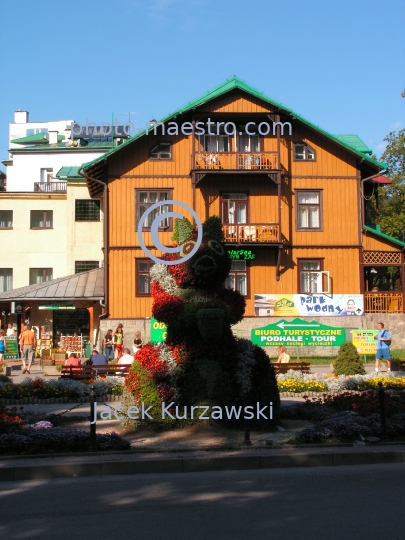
[272,361,311,375]
[60,363,131,380]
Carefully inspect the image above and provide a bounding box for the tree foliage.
[378,130,405,240]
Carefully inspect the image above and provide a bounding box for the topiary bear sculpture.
[125,216,280,426]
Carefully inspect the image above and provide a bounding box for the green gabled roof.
[55,166,82,179]
[364,225,405,247]
[82,76,388,172]
[11,133,65,144]
[335,135,372,155]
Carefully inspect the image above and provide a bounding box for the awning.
[366,175,392,184]
[0,268,104,302]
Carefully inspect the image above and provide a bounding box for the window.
[75,261,100,274]
[150,142,172,159]
[221,193,248,224]
[204,135,229,152]
[29,268,53,285]
[27,128,48,136]
[294,143,315,161]
[225,261,248,296]
[136,190,172,229]
[237,132,260,152]
[296,191,322,230]
[0,269,13,292]
[75,199,101,221]
[0,210,13,228]
[30,210,53,228]
[299,260,323,293]
[40,168,53,183]
[136,260,155,296]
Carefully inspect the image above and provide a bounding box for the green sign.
[228,249,256,260]
[39,302,75,310]
[150,318,167,343]
[4,336,19,359]
[251,318,346,347]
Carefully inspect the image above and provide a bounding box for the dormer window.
[294,143,316,161]
[150,142,172,159]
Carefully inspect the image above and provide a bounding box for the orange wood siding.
[102,91,388,319]
[362,232,403,252]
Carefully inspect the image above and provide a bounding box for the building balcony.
[193,152,278,171]
[364,292,403,313]
[34,181,67,193]
[222,223,280,244]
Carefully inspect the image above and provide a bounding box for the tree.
[333,342,366,376]
[378,130,405,240]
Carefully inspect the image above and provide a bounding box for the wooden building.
[81,77,405,323]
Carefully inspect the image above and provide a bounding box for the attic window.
[294,143,316,161]
[150,142,172,160]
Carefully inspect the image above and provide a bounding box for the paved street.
[0,463,404,540]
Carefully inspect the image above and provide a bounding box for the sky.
[0,0,404,172]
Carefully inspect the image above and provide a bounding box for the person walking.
[103,329,115,363]
[21,324,37,374]
[0,330,5,362]
[374,321,391,373]
[114,324,124,359]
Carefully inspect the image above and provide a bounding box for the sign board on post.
[4,336,19,359]
[351,330,378,354]
[251,318,346,347]
[150,318,167,343]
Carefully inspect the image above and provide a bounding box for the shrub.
[333,342,366,376]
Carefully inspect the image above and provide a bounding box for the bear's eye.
[180,240,196,258]
[208,240,224,255]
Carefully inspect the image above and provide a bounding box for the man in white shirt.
[6,323,16,336]
[118,348,134,365]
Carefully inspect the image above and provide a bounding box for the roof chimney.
[49,131,59,145]
[14,110,29,123]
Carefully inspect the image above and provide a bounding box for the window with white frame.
[136,190,172,229]
[299,260,323,294]
[0,269,13,292]
[294,143,315,161]
[225,260,247,296]
[296,191,322,230]
[40,168,53,183]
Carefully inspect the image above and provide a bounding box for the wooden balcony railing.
[364,292,403,313]
[194,152,278,171]
[222,223,279,243]
[34,181,67,193]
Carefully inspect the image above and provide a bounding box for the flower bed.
[281,389,405,443]
[0,404,130,454]
[276,370,405,394]
[0,377,125,402]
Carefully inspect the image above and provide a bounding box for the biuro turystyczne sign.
[251,318,347,347]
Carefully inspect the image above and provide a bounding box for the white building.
[0,111,116,291]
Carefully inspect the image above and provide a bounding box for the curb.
[0,449,404,482]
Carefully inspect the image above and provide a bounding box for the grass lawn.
[270,350,404,365]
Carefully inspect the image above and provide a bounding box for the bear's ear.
[172,217,194,244]
[203,216,224,242]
